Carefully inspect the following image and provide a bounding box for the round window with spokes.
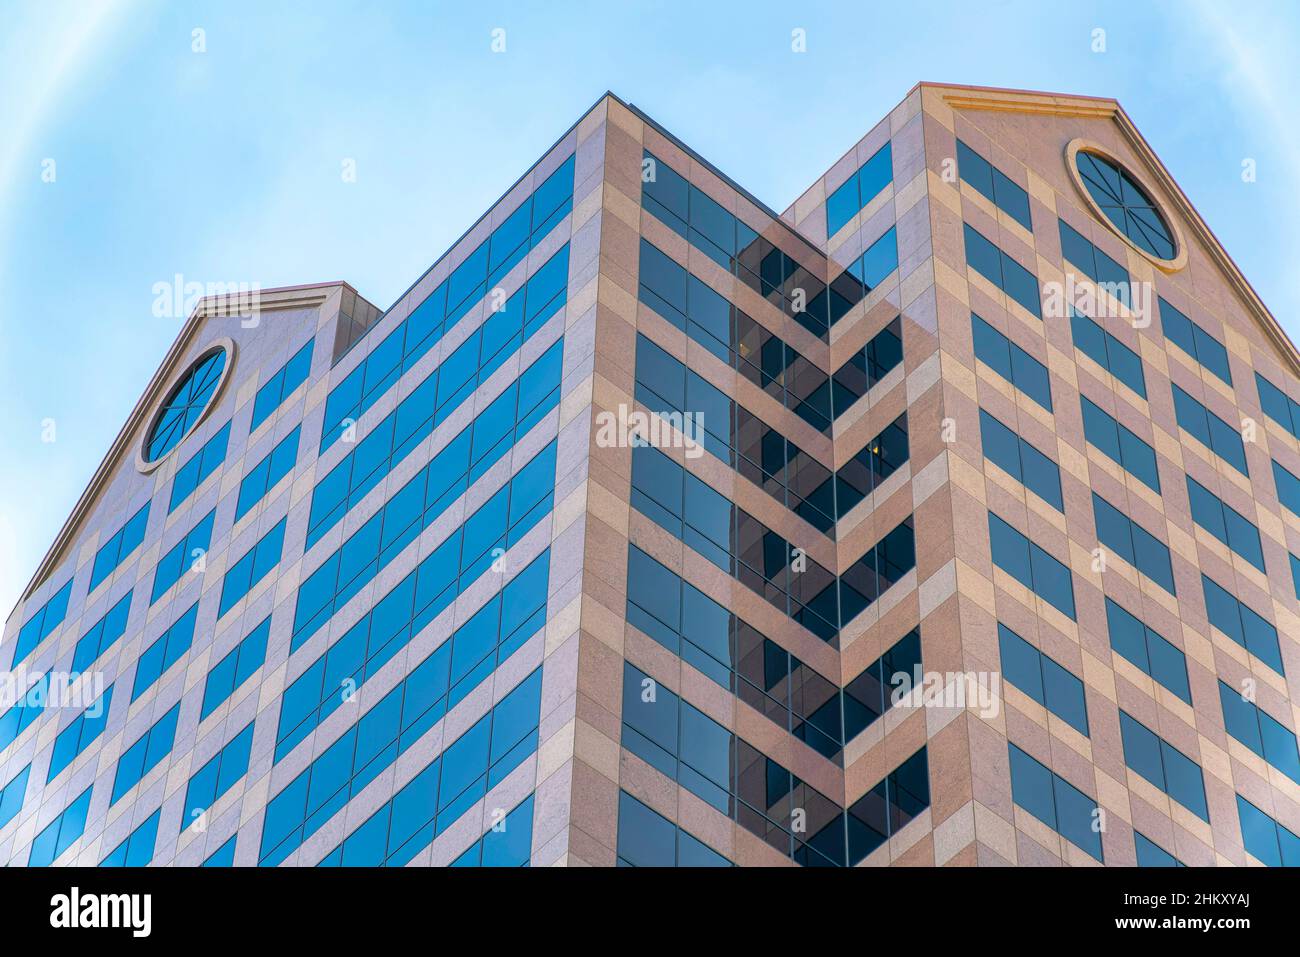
[1066,140,1185,271]
[144,347,228,464]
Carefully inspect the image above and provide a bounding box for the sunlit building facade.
[3,84,1299,867]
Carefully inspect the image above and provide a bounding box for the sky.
[1,0,1298,618]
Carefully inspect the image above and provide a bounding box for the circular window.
[145,347,228,462]
[1074,150,1176,261]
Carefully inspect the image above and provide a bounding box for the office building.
[3,84,1298,867]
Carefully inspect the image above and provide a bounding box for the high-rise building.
[4,83,1299,868]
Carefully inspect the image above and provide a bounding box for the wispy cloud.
[0,0,136,247]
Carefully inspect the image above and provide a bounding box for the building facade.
[3,84,1300,867]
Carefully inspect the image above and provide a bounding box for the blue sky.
[2,0,1297,617]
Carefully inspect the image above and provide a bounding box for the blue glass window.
[1104,598,1190,704]
[998,624,1088,735]
[630,442,915,641]
[279,547,548,764]
[111,702,181,805]
[979,409,1063,511]
[100,809,160,867]
[637,237,869,435]
[203,835,238,867]
[1185,476,1264,572]
[1058,219,1131,306]
[1201,574,1283,674]
[1218,681,1300,785]
[625,543,916,761]
[28,786,93,866]
[49,684,115,780]
[0,764,30,831]
[169,421,231,512]
[971,314,1052,411]
[616,790,729,867]
[451,794,536,867]
[296,339,562,644]
[830,317,905,420]
[0,676,49,752]
[184,722,256,825]
[236,426,300,521]
[634,333,906,530]
[133,603,198,701]
[1008,743,1102,861]
[988,513,1076,619]
[957,138,1032,230]
[71,590,132,673]
[1256,371,1300,441]
[963,223,1041,317]
[251,339,313,431]
[1092,493,1176,595]
[621,660,865,866]
[11,576,74,667]
[146,348,227,462]
[1070,310,1145,398]
[1272,459,1300,518]
[1135,832,1184,867]
[321,157,574,450]
[218,517,288,618]
[1236,794,1300,866]
[89,503,150,592]
[201,616,271,720]
[264,668,543,867]
[1158,298,1231,385]
[1172,384,1248,476]
[642,149,865,337]
[312,248,567,544]
[827,143,893,237]
[150,510,215,604]
[292,423,557,650]
[846,227,900,301]
[1079,397,1160,493]
[1119,711,1209,821]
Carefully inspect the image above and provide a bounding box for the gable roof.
[11,283,365,617]
[921,82,1300,378]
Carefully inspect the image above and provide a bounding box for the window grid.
[89,503,150,592]
[168,420,231,512]
[218,517,288,618]
[1159,297,1231,385]
[971,313,1052,411]
[250,338,313,432]
[235,426,301,522]
[1079,396,1160,493]
[132,603,199,701]
[292,341,563,646]
[310,245,568,547]
[150,510,215,605]
[1008,743,1103,861]
[1071,310,1146,398]
[200,616,271,721]
[987,512,1076,620]
[826,142,893,237]
[957,138,1032,230]
[321,155,574,449]
[963,222,1041,317]
[1172,383,1248,476]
